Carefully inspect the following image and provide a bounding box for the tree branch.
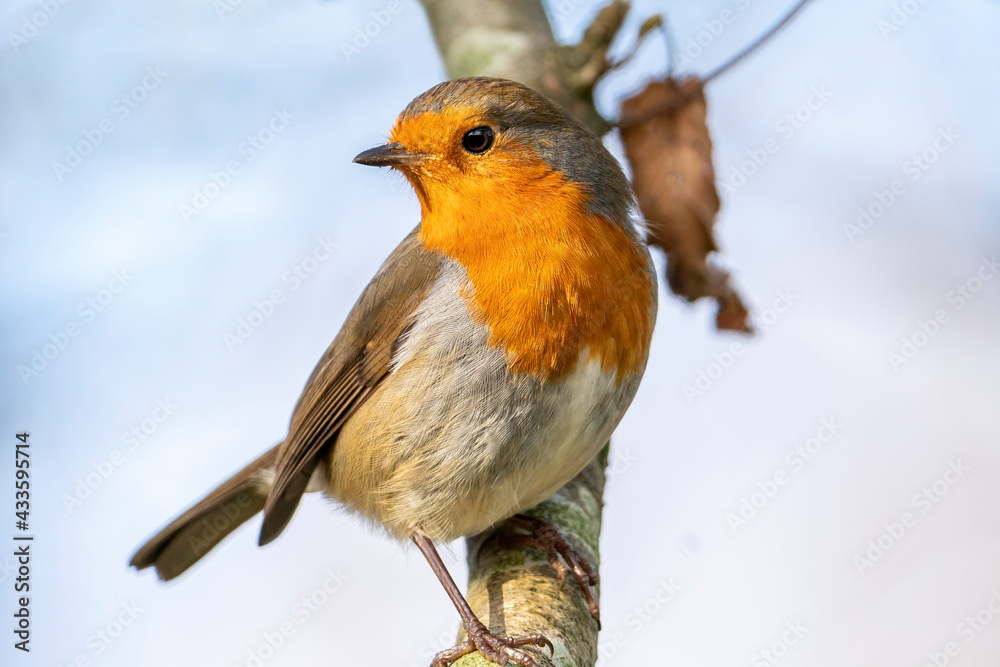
[419,0,629,135]
[416,1,629,665]
[461,453,607,667]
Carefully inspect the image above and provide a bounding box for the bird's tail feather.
[129,445,280,581]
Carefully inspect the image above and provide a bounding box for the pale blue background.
[2,1,999,666]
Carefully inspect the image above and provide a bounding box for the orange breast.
[415,160,655,382]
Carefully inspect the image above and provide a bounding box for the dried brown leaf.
[619,77,751,333]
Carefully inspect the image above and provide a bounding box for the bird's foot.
[430,619,553,667]
[506,514,601,628]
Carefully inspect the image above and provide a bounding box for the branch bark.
[416,1,629,665]
[419,0,627,135]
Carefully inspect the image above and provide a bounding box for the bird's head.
[353,77,634,244]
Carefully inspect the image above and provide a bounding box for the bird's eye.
[461,126,494,154]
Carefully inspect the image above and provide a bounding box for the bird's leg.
[411,533,554,667]
[505,515,601,627]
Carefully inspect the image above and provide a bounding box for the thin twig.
[610,0,817,128]
[660,15,676,80]
[702,0,817,84]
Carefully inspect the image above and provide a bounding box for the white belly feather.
[326,259,642,541]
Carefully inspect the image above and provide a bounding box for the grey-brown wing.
[258,227,441,545]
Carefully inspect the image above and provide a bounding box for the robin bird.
[131,77,657,667]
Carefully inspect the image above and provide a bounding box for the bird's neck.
[417,167,654,382]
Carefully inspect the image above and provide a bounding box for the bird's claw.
[506,515,601,628]
[430,621,553,667]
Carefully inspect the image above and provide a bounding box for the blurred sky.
[2,0,999,665]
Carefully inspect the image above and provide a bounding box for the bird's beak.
[353,141,426,167]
